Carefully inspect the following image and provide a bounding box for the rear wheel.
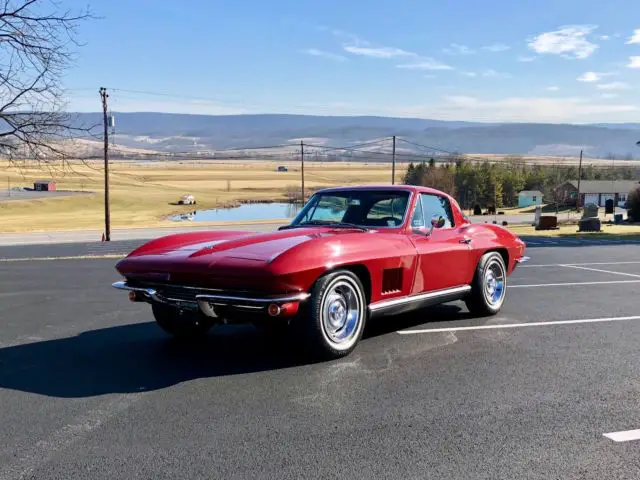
[300,270,367,360]
[152,304,215,339]
[465,251,507,316]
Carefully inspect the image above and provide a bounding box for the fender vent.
[381,268,403,294]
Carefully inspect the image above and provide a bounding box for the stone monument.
[578,203,601,232]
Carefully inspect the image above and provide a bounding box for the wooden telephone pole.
[300,141,305,204]
[576,149,583,211]
[391,135,396,185]
[100,87,111,241]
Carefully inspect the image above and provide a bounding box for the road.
[0,208,629,247]
[2,244,640,479]
[0,222,281,246]
[0,189,91,202]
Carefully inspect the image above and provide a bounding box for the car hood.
[115,227,368,284]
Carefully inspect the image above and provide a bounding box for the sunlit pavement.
[1,245,640,479]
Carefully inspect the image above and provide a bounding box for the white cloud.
[443,43,475,55]
[600,93,619,99]
[302,49,346,62]
[596,82,630,90]
[600,35,611,40]
[577,71,616,82]
[577,71,600,82]
[462,71,477,77]
[546,86,560,92]
[482,69,511,78]
[483,43,510,52]
[68,92,639,123]
[528,25,599,59]
[317,26,362,44]
[427,95,639,122]
[396,58,453,70]
[517,55,537,62]
[628,56,640,68]
[343,45,415,58]
[626,29,640,44]
[320,28,419,60]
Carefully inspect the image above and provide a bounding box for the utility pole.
[7,176,9,197]
[576,149,583,211]
[300,140,305,204]
[391,135,396,185]
[100,87,111,241]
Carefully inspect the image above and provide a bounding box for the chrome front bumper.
[112,280,310,318]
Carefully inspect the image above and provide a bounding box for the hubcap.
[484,259,505,306]
[321,279,362,347]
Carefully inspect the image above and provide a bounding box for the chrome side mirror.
[429,215,445,235]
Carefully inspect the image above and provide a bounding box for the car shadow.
[0,304,467,399]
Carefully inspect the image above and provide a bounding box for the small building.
[555,180,640,207]
[34,180,56,191]
[517,190,543,208]
[557,180,640,207]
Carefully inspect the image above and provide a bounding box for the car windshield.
[290,190,411,228]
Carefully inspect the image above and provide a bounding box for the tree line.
[403,157,638,209]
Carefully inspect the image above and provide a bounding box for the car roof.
[315,184,446,196]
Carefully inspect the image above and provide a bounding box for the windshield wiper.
[280,220,369,231]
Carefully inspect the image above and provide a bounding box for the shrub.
[628,186,640,222]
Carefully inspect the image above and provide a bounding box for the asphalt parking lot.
[2,244,640,479]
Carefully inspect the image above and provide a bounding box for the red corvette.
[113,185,528,359]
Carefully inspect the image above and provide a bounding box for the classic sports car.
[113,185,528,359]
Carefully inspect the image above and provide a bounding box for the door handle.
[459,237,472,244]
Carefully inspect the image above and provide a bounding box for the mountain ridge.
[68,112,640,158]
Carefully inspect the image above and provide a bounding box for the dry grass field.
[0,159,405,232]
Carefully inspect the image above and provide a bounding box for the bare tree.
[0,0,94,164]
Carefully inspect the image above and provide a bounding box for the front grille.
[157,285,201,302]
[126,281,265,303]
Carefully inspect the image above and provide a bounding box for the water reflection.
[170,202,302,222]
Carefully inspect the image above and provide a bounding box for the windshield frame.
[289,189,415,230]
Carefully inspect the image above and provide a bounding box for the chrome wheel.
[320,277,364,350]
[483,258,506,307]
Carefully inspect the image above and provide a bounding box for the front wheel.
[465,251,507,316]
[152,304,215,339]
[300,269,368,360]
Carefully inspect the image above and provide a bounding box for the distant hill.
[68,112,640,159]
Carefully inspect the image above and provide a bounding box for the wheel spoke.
[483,259,506,307]
[321,278,362,346]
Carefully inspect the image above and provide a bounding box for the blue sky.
[63,0,640,123]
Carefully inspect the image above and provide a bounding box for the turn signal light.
[279,302,300,317]
[267,302,300,317]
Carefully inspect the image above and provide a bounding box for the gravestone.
[536,215,558,230]
[582,203,599,219]
[578,203,601,232]
[605,198,614,215]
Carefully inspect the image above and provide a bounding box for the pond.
[170,202,302,222]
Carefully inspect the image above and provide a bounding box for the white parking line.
[560,264,640,279]
[520,261,640,268]
[510,280,640,288]
[397,315,640,335]
[603,430,640,442]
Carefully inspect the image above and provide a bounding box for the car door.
[408,192,473,294]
